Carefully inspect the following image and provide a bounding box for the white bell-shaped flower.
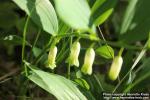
[108,56,123,80]
[81,48,95,75]
[47,46,57,69]
[66,41,80,67]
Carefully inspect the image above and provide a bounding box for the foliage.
[0,0,150,99]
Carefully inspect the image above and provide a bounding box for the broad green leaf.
[120,0,150,43]
[91,0,106,15]
[120,0,138,34]
[94,9,113,26]
[58,20,70,34]
[54,0,91,31]
[91,0,117,26]
[13,0,58,35]
[0,35,30,46]
[25,62,87,100]
[96,45,114,59]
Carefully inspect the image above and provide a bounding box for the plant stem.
[57,32,142,50]
[59,32,99,41]
[32,29,41,50]
[22,16,30,76]
[118,48,124,56]
[93,74,104,91]
[98,26,114,59]
[22,16,30,62]
[67,36,73,79]
[56,38,70,64]
[29,29,41,61]
[32,36,53,64]
[67,63,71,79]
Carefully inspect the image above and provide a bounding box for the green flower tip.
[108,56,123,81]
[66,41,80,67]
[81,48,95,75]
[47,46,57,70]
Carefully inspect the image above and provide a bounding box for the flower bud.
[66,41,80,67]
[81,48,95,75]
[47,46,57,69]
[108,56,123,81]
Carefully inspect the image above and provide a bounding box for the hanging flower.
[81,48,95,75]
[47,46,57,69]
[66,41,80,67]
[108,56,123,81]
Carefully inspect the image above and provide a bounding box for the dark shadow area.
[120,0,150,43]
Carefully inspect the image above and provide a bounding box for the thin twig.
[98,26,114,58]
[93,74,104,91]
[0,68,20,81]
[113,41,148,93]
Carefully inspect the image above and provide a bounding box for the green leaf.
[54,0,91,31]
[25,62,87,100]
[120,0,138,34]
[58,20,70,35]
[120,0,150,43]
[85,74,114,99]
[96,45,114,59]
[94,9,113,26]
[91,0,106,15]
[13,0,58,35]
[91,0,117,26]
[75,78,90,90]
